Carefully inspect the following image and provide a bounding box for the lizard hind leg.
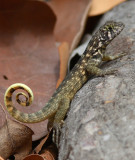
[47,115,55,132]
[52,97,70,147]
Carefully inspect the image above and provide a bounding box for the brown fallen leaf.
[40,145,57,160]
[0,118,33,160]
[89,0,126,16]
[31,135,57,160]
[32,134,50,154]
[23,143,57,160]
[0,0,59,140]
[23,146,57,160]
[56,42,70,87]
[23,154,45,160]
[47,0,92,51]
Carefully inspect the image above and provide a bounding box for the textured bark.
[59,2,135,160]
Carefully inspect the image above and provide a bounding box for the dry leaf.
[24,144,57,160]
[23,154,45,160]
[40,150,55,160]
[40,145,57,160]
[0,119,33,160]
[31,134,57,160]
[48,0,91,51]
[32,134,49,154]
[56,42,69,87]
[24,145,57,160]
[0,0,59,140]
[89,0,126,16]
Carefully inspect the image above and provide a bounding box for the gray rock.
[59,2,135,160]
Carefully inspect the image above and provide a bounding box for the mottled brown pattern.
[4,21,125,146]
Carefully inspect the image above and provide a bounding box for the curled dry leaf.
[0,119,33,160]
[0,0,59,140]
[89,0,126,16]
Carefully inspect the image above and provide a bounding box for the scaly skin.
[4,21,125,146]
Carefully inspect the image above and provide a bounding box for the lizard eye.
[108,26,112,30]
[107,25,114,31]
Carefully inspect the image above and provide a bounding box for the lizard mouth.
[114,21,125,34]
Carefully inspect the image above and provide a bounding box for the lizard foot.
[94,68,118,77]
[100,68,118,76]
[52,122,62,147]
[103,52,127,61]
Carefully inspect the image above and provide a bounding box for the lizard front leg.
[86,52,126,76]
[86,65,117,76]
[52,97,70,147]
[102,52,126,61]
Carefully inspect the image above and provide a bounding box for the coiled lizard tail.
[5,83,33,106]
[4,83,34,122]
[4,83,58,123]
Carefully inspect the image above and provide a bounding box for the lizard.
[4,21,125,146]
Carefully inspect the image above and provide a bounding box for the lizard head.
[99,21,125,46]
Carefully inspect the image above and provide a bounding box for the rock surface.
[59,1,135,160]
